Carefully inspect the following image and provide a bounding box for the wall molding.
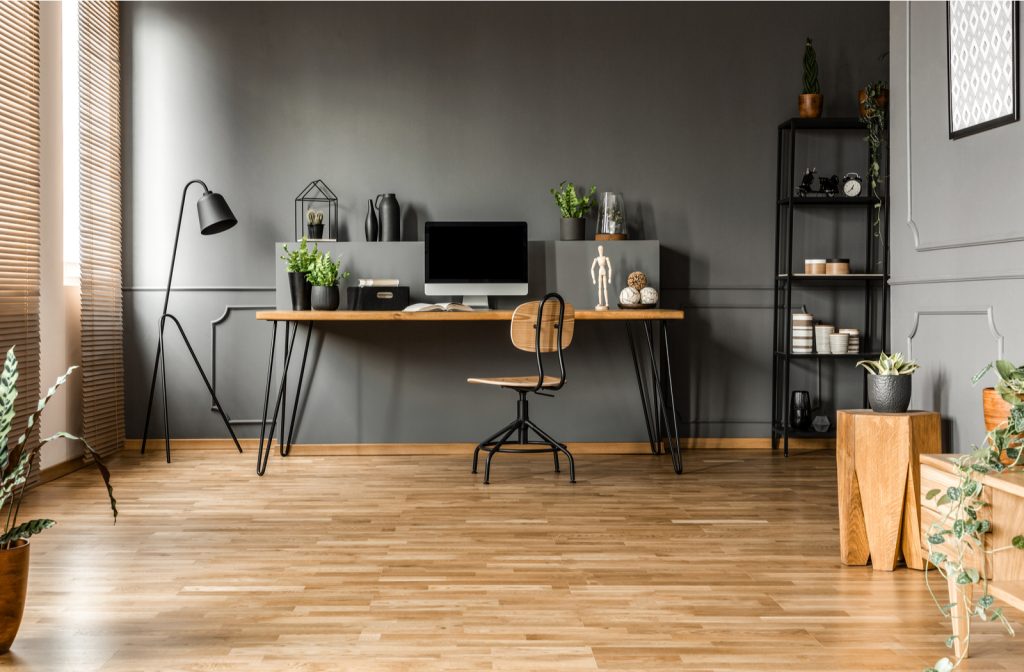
[904,2,1024,252]
[124,286,274,292]
[890,273,1024,285]
[905,306,1005,359]
[210,304,274,425]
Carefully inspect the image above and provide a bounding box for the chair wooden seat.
[467,375,562,388]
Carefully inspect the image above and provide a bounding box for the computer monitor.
[424,221,528,309]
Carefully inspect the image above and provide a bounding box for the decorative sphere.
[627,271,648,290]
[619,287,641,305]
[640,286,659,305]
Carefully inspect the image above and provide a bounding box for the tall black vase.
[364,199,379,242]
[288,271,312,311]
[377,193,400,242]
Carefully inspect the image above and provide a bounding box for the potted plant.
[306,249,349,311]
[280,237,318,311]
[855,352,920,413]
[922,362,1024,672]
[799,38,823,118]
[974,360,1024,465]
[550,181,596,241]
[0,347,116,652]
[860,80,888,238]
[306,208,325,239]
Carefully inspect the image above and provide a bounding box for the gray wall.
[122,2,889,442]
[890,3,1023,453]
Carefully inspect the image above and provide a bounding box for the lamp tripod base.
[140,312,243,462]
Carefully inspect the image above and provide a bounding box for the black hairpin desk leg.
[256,321,298,475]
[626,323,660,455]
[627,320,683,474]
[282,322,313,457]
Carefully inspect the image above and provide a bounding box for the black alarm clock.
[842,172,863,197]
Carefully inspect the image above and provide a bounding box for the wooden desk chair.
[468,293,576,484]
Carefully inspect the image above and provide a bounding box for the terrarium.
[596,191,626,240]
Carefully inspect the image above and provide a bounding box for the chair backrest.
[510,295,575,353]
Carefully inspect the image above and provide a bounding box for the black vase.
[364,198,379,242]
[790,390,812,430]
[307,224,324,239]
[377,193,400,242]
[868,375,912,413]
[311,285,340,311]
[287,271,312,311]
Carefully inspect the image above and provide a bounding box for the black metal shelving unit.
[771,117,890,456]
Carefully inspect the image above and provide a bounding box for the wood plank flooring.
[4,447,1022,670]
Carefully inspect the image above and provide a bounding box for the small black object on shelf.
[347,286,411,310]
[771,117,890,457]
[790,390,812,430]
[295,179,338,241]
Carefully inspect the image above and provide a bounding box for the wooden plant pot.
[798,93,823,118]
[858,87,889,118]
[983,387,1020,466]
[0,540,29,653]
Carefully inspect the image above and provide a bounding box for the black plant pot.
[288,271,312,311]
[311,285,340,311]
[868,374,912,413]
[560,217,585,241]
[307,224,324,239]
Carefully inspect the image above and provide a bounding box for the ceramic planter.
[0,540,29,653]
[560,217,585,241]
[311,285,340,311]
[858,87,889,118]
[798,93,823,118]
[867,374,912,413]
[307,224,324,239]
[287,272,312,311]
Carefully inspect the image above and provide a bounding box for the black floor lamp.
[140,179,244,462]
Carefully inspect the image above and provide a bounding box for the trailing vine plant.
[922,360,1024,672]
[861,80,887,238]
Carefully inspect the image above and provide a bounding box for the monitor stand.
[461,295,491,310]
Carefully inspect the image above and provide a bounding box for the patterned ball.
[627,271,648,290]
[619,287,641,305]
[640,286,659,305]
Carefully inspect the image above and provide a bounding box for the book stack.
[357,278,400,287]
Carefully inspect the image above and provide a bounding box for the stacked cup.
[814,324,834,354]
[840,328,860,353]
[829,331,850,354]
[792,312,813,354]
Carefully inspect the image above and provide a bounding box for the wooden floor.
[5,447,1022,671]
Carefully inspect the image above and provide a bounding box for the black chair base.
[471,390,575,484]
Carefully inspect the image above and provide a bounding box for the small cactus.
[306,208,316,225]
[802,38,820,95]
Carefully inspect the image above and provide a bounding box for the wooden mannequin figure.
[591,244,612,311]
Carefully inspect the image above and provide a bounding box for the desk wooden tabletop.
[256,308,684,322]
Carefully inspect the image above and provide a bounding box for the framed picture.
[947,0,1019,139]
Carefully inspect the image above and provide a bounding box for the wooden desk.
[920,454,1024,659]
[252,308,685,476]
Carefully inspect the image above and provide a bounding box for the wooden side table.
[836,410,941,571]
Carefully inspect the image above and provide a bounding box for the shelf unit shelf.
[771,117,890,457]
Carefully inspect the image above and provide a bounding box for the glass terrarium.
[596,191,626,240]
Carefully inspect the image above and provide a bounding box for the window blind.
[0,1,41,484]
[77,0,123,459]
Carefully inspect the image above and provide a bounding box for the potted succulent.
[306,249,349,311]
[860,80,888,238]
[799,38,823,118]
[0,347,116,652]
[550,181,596,241]
[306,208,325,239]
[280,237,318,311]
[855,352,920,413]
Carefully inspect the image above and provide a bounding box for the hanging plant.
[860,80,887,238]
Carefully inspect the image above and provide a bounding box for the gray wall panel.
[122,2,889,441]
[890,2,1023,453]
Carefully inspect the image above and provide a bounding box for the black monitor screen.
[425,222,528,283]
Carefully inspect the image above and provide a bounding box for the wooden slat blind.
[0,2,41,483]
[78,1,124,458]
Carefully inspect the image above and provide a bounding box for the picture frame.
[947,0,1020,140]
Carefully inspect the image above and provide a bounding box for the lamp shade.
[196,191,237,235]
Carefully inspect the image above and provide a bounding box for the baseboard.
[125,437,833,455]
[39,457,88,484]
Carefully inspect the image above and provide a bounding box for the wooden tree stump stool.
[836,410,941,571]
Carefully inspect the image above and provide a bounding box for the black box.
[347,286,410,311]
